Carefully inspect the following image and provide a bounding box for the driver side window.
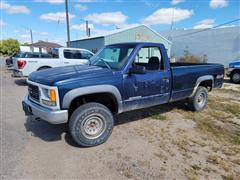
[134,46,163,71]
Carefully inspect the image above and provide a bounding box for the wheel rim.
[197,92,206,108]
[81,113,106,139]
[232,73,240,83]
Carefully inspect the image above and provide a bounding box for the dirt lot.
[1,63,240,179]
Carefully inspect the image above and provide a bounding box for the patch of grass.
[184,168,199,180]
[221,174,234,180]
[224,105,240,118]
[196,116,240,145]
[151,114,167,121]
[208,110,232,121]
[222,148,238,156]
[173,96,240,145]
[123,169,133,179]
[173,139,192,158]
[216,88,240,94]
[154,153,168,160]
[208,96,240,118]
[190,138,207,147]
[228,146,240,154]
[232,159,240,165]
[137,160,150,167]
[191,164,201,171]
[207,155,232,172]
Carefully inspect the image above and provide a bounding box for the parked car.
[5,53,20,67]
[12,47,94,77]
[227,59,240,84]
[22,42,224,147]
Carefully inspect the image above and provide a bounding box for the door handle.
[162,78,169,83]
[64,62,70,64]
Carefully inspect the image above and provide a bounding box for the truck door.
[123,46,171,110]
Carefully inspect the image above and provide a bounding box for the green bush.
[0,39,20,56]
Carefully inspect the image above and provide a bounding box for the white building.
[161,26,240,67]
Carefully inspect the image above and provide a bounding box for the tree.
[22,42,30,46]
[0,39,20,56]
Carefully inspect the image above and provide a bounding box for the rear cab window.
[64,50,82,59]
[25,53,40,58]
[40,54,52,58]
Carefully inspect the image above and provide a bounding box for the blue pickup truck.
[227,59,240,84]
[22,42,224,147]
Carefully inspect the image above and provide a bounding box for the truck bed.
[170,62,218,67]
[170,62,224,101]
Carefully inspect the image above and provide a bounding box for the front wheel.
[188,86,208,112]
[69,102,114,147]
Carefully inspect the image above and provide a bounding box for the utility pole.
[168,8,175,41]
[30,29,33,52]
[65,0,70,47]
[170,8,175,30]
[88,28,91,37]
[86,20,89,37]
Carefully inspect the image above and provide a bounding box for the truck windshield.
[90,45,135,70]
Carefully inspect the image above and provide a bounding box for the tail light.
[17,60,26,69]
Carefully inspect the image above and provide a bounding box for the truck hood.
[28,65,112,86]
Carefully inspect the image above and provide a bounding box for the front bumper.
[12,69,23,77]
[22,95,68,124]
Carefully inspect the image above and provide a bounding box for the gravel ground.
[1,59,240,179]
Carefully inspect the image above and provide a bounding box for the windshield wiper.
[98,58,112,70]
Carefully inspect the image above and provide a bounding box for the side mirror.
[129,65,146,74]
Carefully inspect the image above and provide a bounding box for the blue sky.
[1,0,239,45]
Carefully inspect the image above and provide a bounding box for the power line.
[172,18,240,39]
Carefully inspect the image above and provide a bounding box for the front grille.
[28,84,40,102]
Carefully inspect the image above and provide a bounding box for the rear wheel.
[188,86,208,112]
[230,71,240,84]
[69,102,114,147]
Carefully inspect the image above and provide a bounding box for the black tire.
[230,71,240,84]
[69,102,114,147]
[188,86,208,112]
[37,66,51,71]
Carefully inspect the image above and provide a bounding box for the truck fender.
[189,75,214,97]
[62,85,123,112]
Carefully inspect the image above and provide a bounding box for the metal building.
[69,25,172,57]
[160,26,240,67]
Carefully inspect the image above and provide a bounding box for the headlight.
[229,64,234,68]
[41,88,57,106]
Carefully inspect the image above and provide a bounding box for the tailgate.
[12,57,19,70]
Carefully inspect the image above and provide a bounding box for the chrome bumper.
[22,96,68,124]
[12,69,23,77]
